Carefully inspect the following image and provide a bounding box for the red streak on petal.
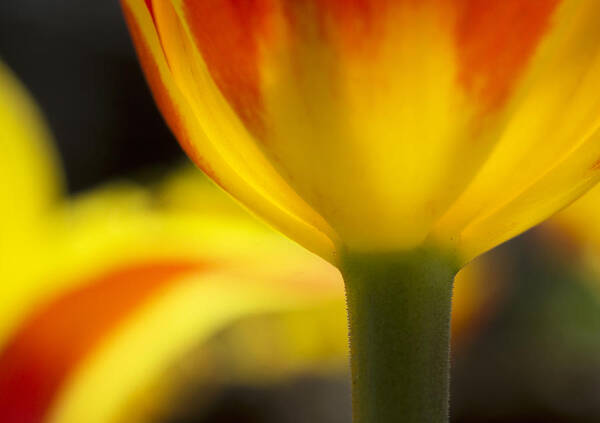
[0,261,203,423]
[183,0,275,137]
[171,0,560,131]
[182,0,389,137]
[144,0,154,18]
[311,0,382,47]
[144,0,157,27]
[454,0,561,111]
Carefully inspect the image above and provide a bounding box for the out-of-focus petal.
[0,261,203,423]
[0,257,340,423]
[0,63,63,291]
[46,269,340,423]
[0,63,64,350]
[451,252,507,348]
[0,64,63,232]
[0,174,342,423]
[546,183,600,278]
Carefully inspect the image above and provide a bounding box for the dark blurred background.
[3,3,600,422]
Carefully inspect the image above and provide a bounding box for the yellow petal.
[0,63,65,347]
[0,63,63,272]
[121,0,338,262]
[435,1,600,261]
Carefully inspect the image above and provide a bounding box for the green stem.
[341,248,459,423]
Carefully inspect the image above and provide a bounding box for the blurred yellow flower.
[122,0,600,264]
[0,64,342,423]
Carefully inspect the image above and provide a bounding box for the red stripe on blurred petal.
[454,0,561,111]
[0,261,203,423]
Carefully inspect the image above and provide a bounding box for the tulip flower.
[122,2,600,420]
